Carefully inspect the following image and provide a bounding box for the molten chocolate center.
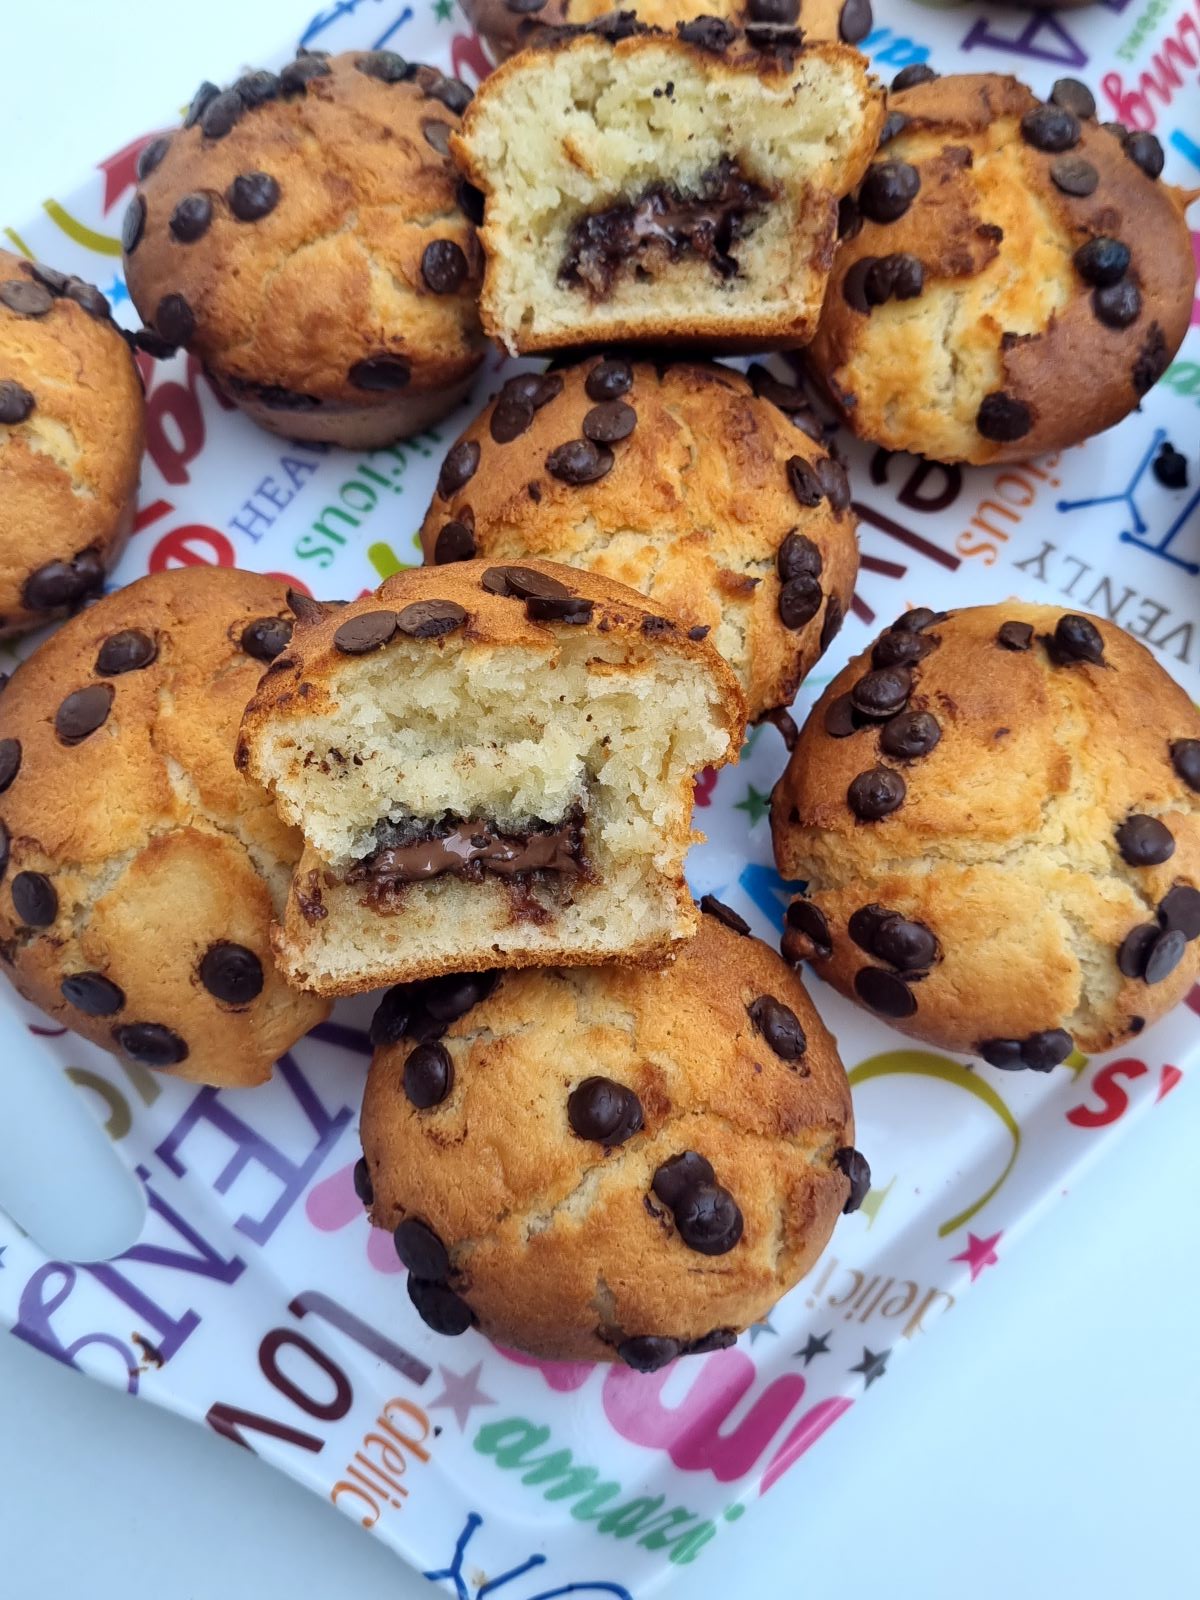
[346,811,586,890]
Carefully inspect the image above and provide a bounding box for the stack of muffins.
[1,15,1196,1368]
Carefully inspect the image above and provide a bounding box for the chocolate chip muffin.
[464,0,870,64]
[808,71,1195,464]
[0,250,143,638]
[772,602,1200,1066]
[122,48,484,448]
[359,908,865,1363]
[453,21,884,353]
[0,567,328,1085]
[418,356,857,721]
[237,560,743,996]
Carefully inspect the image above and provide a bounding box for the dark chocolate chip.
[421,239,468,294]
[583,400,636,443]
[396,599,467,638]
[29,262,69,295]
[113,1022,188,1067]
[137,135,171,179]
[820,597,844,654]
[0,278,53,318]
[567,1076,644,1146]
[1074,236,1131,287]
[1022,1030,1074,1072]
[0,380,34,424]
[674,1182,743,1255]
[1144,927,1187,984]
[132,328,179,360]
[871,913,937,972]
[169,193,213,243]
[1093,280,1141,329]
[839,0,872,44]
[357,49,412,82]
[1020,104,1079,152]
[833,1146,871,1213]
[1117,921,1161,979]
[155,293,195,347]
[121,197,146,255]
[688,624,710,640]
[184,81,220,126]
[878,111,911,149]
[434,520,477,563]
[235,68,281,107]
[97,628,158,675]
[1159,884,1200,940]
[677,15,737,51]
[55,683,114,745]
[749,363,811,413]
[22,552,104,613]
[12,871,56,927]
[353,1156,373,1205]
[280,54,332,94]
[288,589,328,626]
[64,277,111,322]
[482,564,567,600]
[349,355,412,391]
[61,971,125,1016]
[1134,321,1168,393]
[1171,739,1200,792]
[788,455,825,507]
[779,574,823,630]
[1154,443,1189,490]
[824,691,861,738]
[585,357,633,402]
[859,161,920,224]
[784,898,831,961]
[879,709,941,761]
[777,532,823,583]
[816,456,851,513]
[423,970,498,1025]
[838,194,863,241]
[872,629,933,668]
[1051,157,1099,197]
[1124,129,1164,178]
[423,119,452,156]
[847,904,888,952]
[334,610,398,654]
[438,439,481,498]
[842,256,876,314]
[199,942,264,1005]
[1050,77,1096,120]
[546,438,614,485]
[747,995,806,1061]
[0,739,19,792]
[854,965,916,1017]
[618,1336,680,1372]
[228,172,281,222]
[997,620,1034,651]
[0,820,7,881]
[848,766,906,820]
[200,89,243,139]
[863,253,924,307]
[393,1219,451,1281]
[457,181,485,225]
[748,0,798,19]
[893,607,944,632]
[404,1040,454,1109]
[239,617,292,662]
[851,666,911,719]
[891,64,938,91]
[699,894,750,936]
[1052,613,1104,664]
[526,591,594,625]
[976,391,1032,443]
[407,1276,473,1335]
[1116,813,1175,867]
[422,73,473,115]
[652,1151,714,1210]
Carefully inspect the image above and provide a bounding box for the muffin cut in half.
[238,560,744,994]
[452,20,885,353]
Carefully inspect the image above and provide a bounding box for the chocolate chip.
[997,620,1034,651]
[137,135,171,179]
[816,456,851,513]
[687,1328,740,1359]
[184,81,220,125]
[55,683,114,745]
[838,194,863,241]
[748,0,798,18]
[491,393,533,443]
[1074,237,1131,287]
[423,119,452,156]
[1124,130,1164,179]
[699,894,750,935]
[113,1022,188,1067]
[422,73,473,115]
[777,533,823,583]
[747,995,806,1061]
[878,111,911,149]
[839,0,872,43]
[526,591,594,625]
[64,277,112,322]
[833,1146,871,1213]
[872,629,933,668]
[863,253,924,306]
[652,1151,714,1209]
[407,1276,473,1335]
[201,90,243,139]
[1116,813,1175,867]
[396,600,467,638]
[334,610,398,654]
[457,180,485,225]
[424,970,498,1025]
[438,439,481,498]
[349,355,412,391]
[393,1219,450,1281]
[280,53,332,94]
[848,766,906,820]
[859,161,920,224]
[891,64,938,91]
[567,1076,644,1146]
[677,16,737,50]
[976,391,1032,443]
[983,1031,1071,1072]
[0,381,33,425]
[1051,613,1104,664]
[404,1041,454,1108]
[673,1182,743,1255]
[0,821,7,882]
[22,553,104,613]
[61,971,125,1016]
[195,942,262,1005]
[29,262,69,295]
[0,739,19,793]
[96,628,158,675]
[854,965,916,1017]
[784,898,832,961]
[546,438,613,485]
[824,692,861,738]
[1154,443,1189,490]
[788,456,826,508]
[12,871,56,927]
[688,625,710,640]
[1117,921,1160,979]
[121,197,146,255]
[871,913,937,971]
[434,520,477,564]
[1171,738,1200,791]
[879,710,941,760]
[1050,156,1098,198]
[169,193,213,243]
[820,597,844,654]
[155,294,195,346]
[357,49,412,82]
[228,172,281,222]
[1050,77,1096,120]
[0,278,53,319]
[1159,884,1200,940]
[893,607,943,632]
[585,358,633,402]
[583,400,636,443]
[239,617,291,662]
[618,1336,680,1372]
[1093,280,1141,329]
[421,239,468,295]
[1135,316,1167,392]
[779,574,823,630]
[510,372,563,409]
[1020,104,1079,152]
[851,666,911,719]
[353,1156,373,1205]
[482,564,565,600]
[235,68,281,107]
[1145,928,1186,984]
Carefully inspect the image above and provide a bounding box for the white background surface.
[0,3,1198,1595]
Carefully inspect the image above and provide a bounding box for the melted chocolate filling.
[559,158,773,297]
[346,810,586,896]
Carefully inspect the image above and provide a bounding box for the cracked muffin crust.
[0,248,143,638]
[418,355,858,720]
[0,567,328,1086]
[808,71,1196,464]
[122,47,484,447]
[772,601,1200,1065]
[359,909,864,1364]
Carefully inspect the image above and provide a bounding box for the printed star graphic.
[749,1316,778,1344]
[950,1230,1002,1283]
[428,1362,496,1431]
[849,1346,889,1387]
[794,1330,831,1366]
[105,274,129,308]
[0,1245,7,1269]
[433,0,453,17]
[734,784,771,826]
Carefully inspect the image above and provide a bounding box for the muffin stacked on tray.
[4,28,1197,1369]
